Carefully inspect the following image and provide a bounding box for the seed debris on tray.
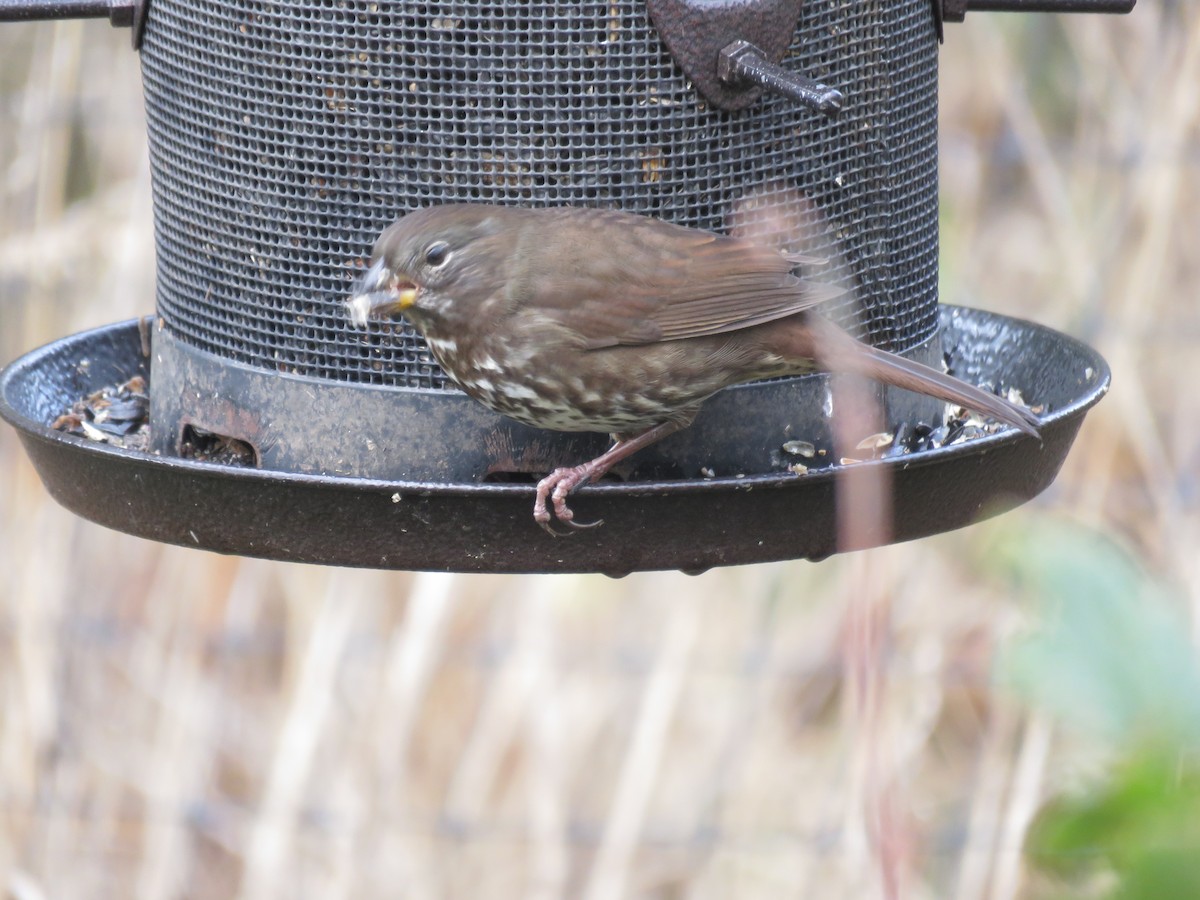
[180,427,256,467]
[784,379,1043,473]
[52,374,150,452]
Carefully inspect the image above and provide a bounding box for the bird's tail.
[797,316,1042,437]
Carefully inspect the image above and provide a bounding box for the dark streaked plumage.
[349,204,1040,533]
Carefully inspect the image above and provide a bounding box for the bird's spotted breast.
[424,331,698,432]
[425,336,460,366]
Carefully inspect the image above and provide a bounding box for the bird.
[347,204,1040,535]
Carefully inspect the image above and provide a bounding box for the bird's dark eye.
[424,241,451,267]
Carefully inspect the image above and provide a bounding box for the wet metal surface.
[1,307,1109,575]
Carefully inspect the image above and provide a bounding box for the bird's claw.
[534,466,604,536]
[535,516,602,538]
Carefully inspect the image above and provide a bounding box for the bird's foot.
[531,423,688,536]
[534,465,605,536]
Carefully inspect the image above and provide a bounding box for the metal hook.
[935,0,1136,40]
[0,0,148,49]
[718,40,844,118]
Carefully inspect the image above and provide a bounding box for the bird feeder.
[0,0,1124,575]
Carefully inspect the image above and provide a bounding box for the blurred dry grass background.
[1,7,1198,898]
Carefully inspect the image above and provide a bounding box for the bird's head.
[346,204,513,333]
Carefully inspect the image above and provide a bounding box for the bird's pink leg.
[534,421,685,535]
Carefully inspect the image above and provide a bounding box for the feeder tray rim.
[2,313,1100,499]
[0,309,1110,573]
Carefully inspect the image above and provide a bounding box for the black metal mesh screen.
[139,0,938,390]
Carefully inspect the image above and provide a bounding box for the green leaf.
[992,522,1200,742]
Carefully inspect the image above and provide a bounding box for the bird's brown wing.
[509,208,841,350]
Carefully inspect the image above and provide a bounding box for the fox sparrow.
[348,204,1040,534]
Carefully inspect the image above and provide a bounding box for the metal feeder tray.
[1,305,1108,576]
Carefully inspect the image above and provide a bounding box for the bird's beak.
[346,259,418,327]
